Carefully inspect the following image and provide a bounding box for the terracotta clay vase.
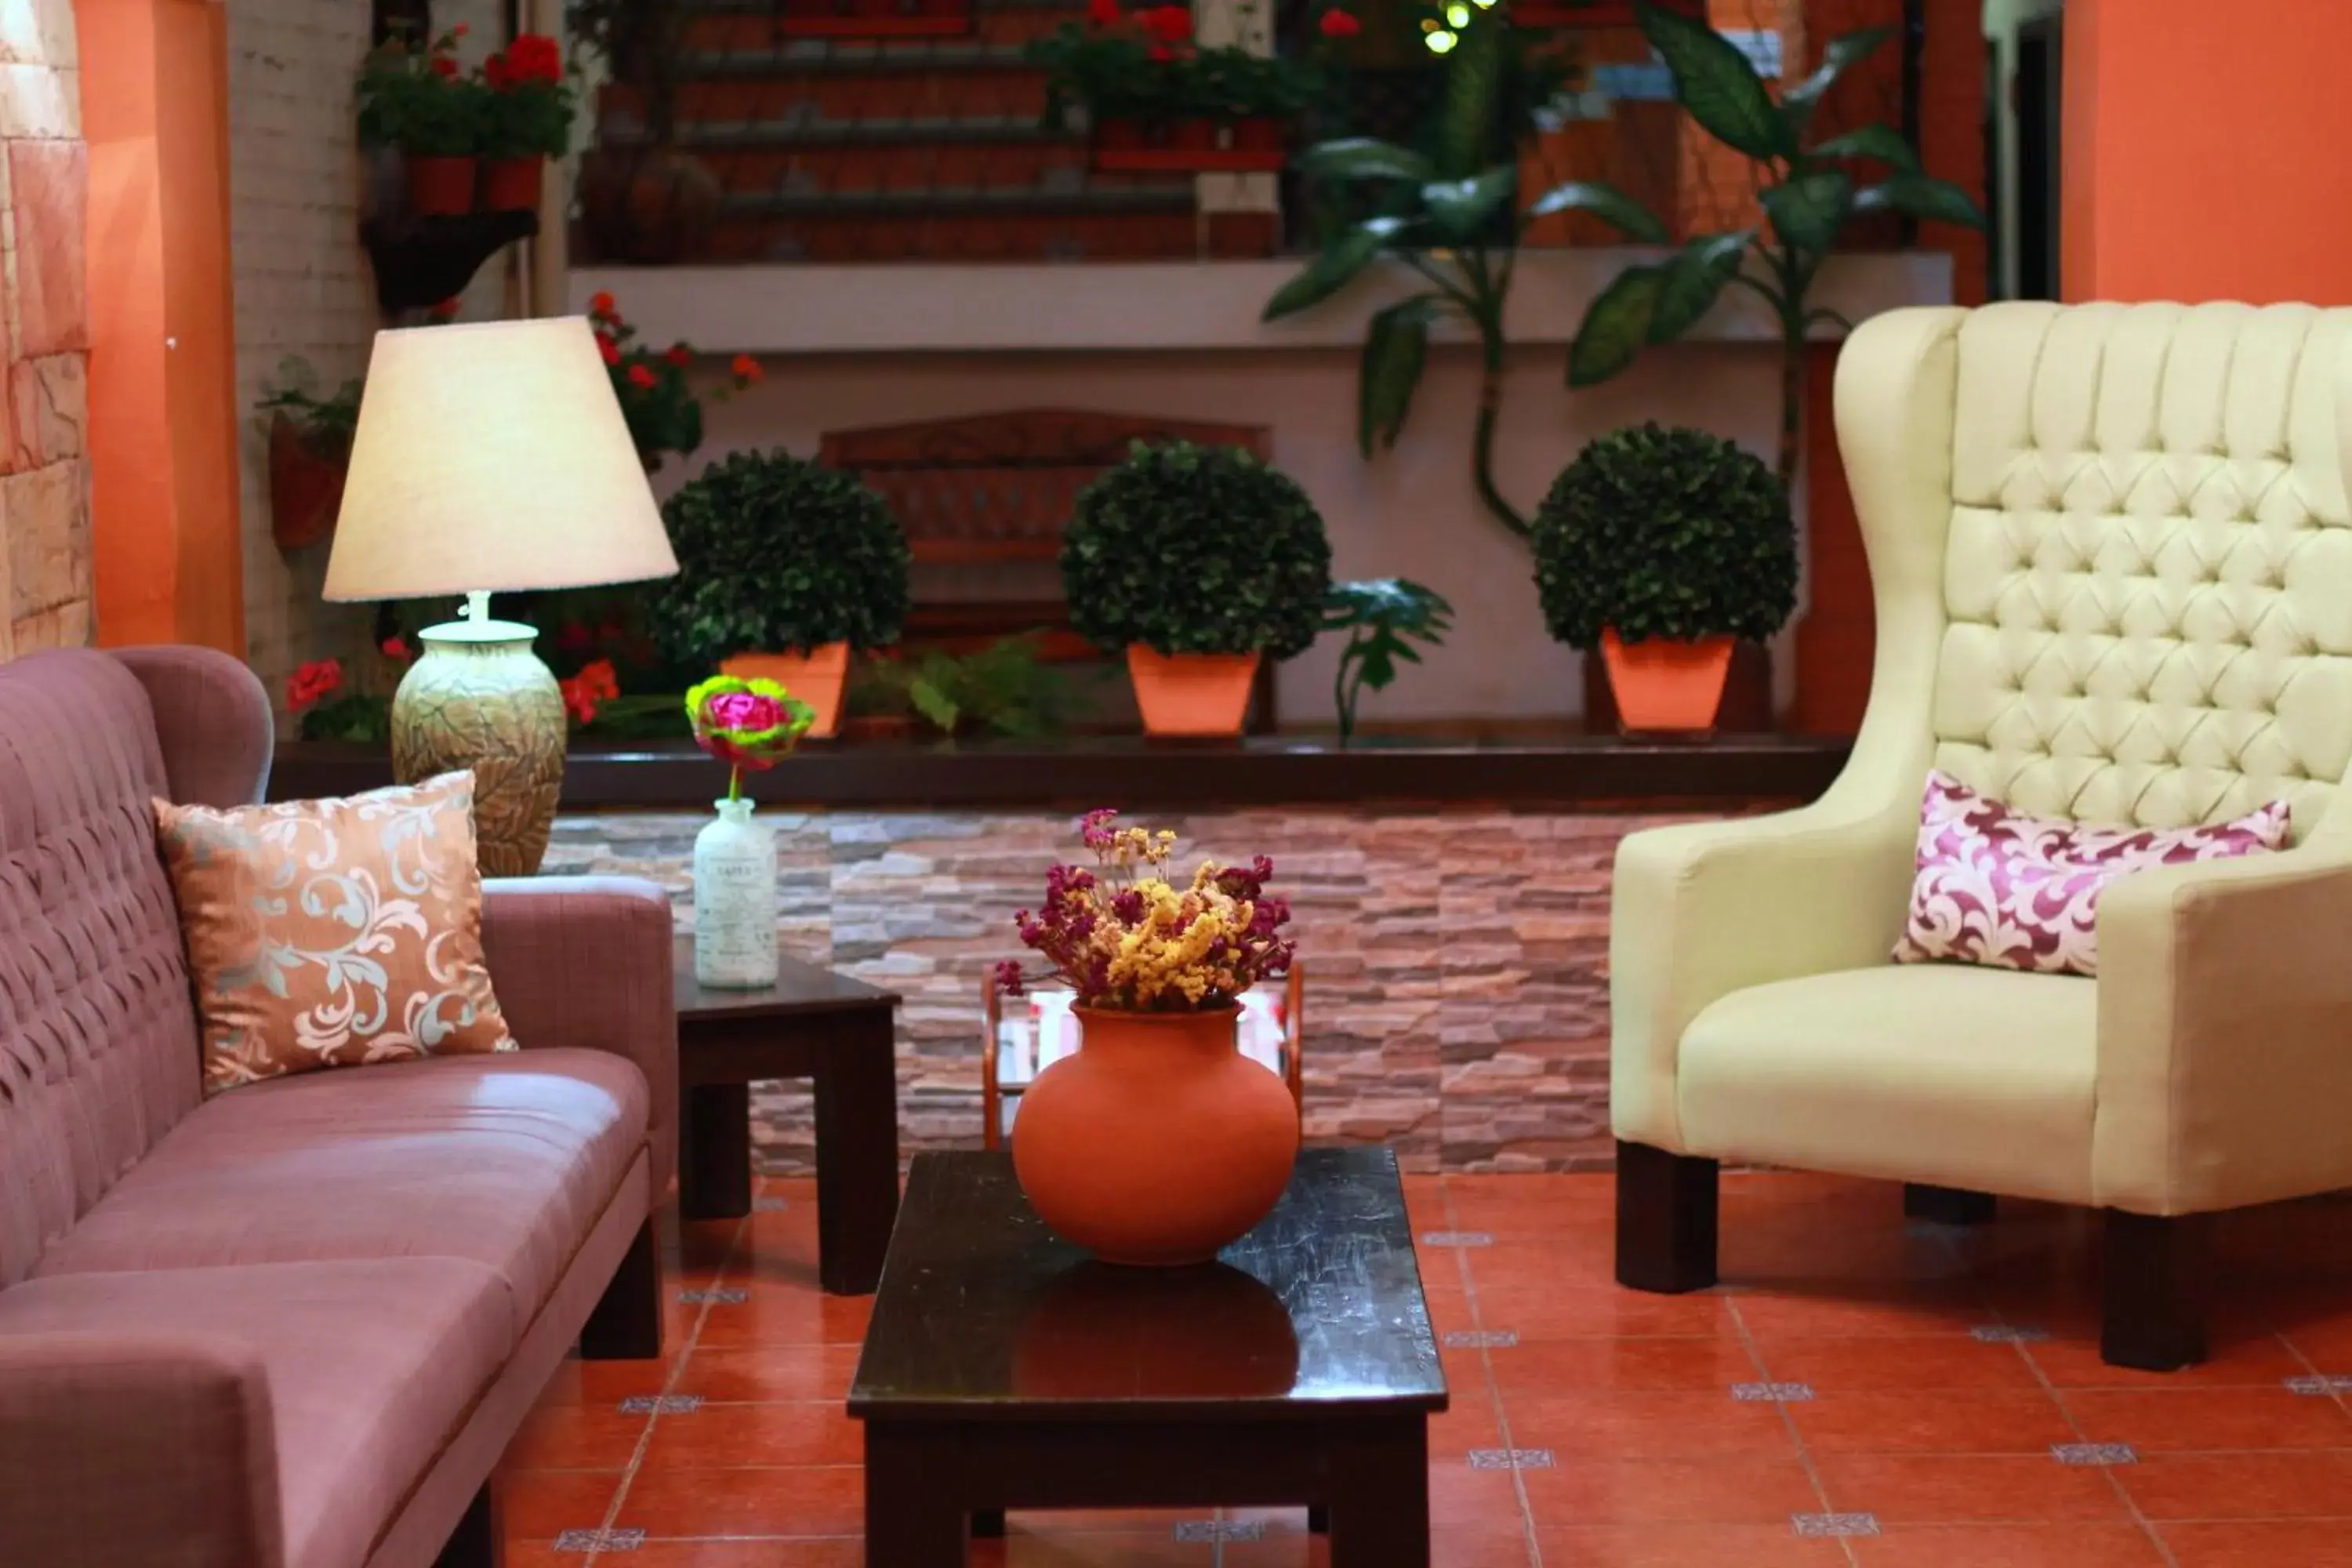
[479,155,546,213]
[723,643,852,738]
[1599,628,1733,735]
[406,154,478,217]
[1011,1006,1301,1267]
[1125,646,1258,736]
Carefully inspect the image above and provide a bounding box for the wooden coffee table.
[848,1147,1446,1565]
[673,938,902,1295]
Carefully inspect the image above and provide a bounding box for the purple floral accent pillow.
[1895,771,2290,978]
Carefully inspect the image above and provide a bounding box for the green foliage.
[652,450,912,666]
[257,357,363,459]
[297,692,394,745]
[1027,24,1329,129]
[357,32,485,157]
[1061,441,1332,659]
[849,634,1079,739]
[1322,579,1454,745]
[1530,423,1797,649]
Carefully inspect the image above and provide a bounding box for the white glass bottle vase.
[693,797,779,988]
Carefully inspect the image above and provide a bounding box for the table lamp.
[324,316,678,876]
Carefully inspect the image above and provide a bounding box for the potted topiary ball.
[1531,423,1797,735]
[651,448,911,736]
[1061,441,1332,735]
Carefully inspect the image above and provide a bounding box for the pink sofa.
[0,647,677,1568]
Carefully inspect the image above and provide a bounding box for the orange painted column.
[2063,0,2352,304]
[79,0,243,654]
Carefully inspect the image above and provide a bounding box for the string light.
[1425,25,1457,50]
[1446,5,1471,25]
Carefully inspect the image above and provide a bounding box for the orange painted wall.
[79,0,243,653]
[2063,0,2352,304]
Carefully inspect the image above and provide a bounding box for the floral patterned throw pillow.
[1895,771,2289,978]
[154,771,516,1096]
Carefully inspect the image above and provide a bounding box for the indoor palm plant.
[1532,423,1795,734]
[1322,578,1454,745]
[651,449,913,738]
[1060,441,1332,735]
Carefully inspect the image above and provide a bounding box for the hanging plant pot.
[1089,117,1288,173]
[1126,646,1259,737]
[267,413,349,554]
[722,644,852,739]
[1599,629,1733,736]
[405,154,478,218]
[479,155,546,214]
[777,0,973,38]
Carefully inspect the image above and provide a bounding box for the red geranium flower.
[429,297,460,321]
[507,33,562,84]
[380,635,412,662]
[589,290,618,321]
[451,21,470,37]
[597,332,620,365]
[730,354,764,383]
[666,344,693,368]
[627,363,659,390]
[286,659,343,713]
[1086,0,1121,25]
[429,54,458,78]
[485,52,512,89]
[1140,4,1193,44]
[1318,7,1359,35]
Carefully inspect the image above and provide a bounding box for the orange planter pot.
[1599,629,1733,735]
[406,155,477,217]
[1011,1006,1301,1268]
[1126,646,1259,736]
[722,643,851,738]
[479,155,546,213]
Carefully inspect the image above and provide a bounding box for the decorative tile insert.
[1444,1330,1519,1348]
[1172,1520,1266,1541]
[618,1395,704,1415]
[1791,1513,1880,1538]
[1730,1382,1814,1402]
[1419,1232,1493,1247]
[554,1529,644,1551]
[2285,1375,2352,1396]
[2051,1443,2137,1466]
[678,1287,749,1305]
[1467,1448,1555,1469]
[1970,1324,2051,1344]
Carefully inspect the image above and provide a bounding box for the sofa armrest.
[0,1332,284,1568]
[481,876,679,1191]
[2095,837,2352,1214]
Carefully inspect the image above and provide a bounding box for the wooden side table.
[675,938,903,1295]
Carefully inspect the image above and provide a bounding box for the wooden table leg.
[866,1424,967,1566]
[1325,1417,1429,1567]
[812,1007,901,1295]
[681,1081,753,1221]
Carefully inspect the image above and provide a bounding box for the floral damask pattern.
[1894,771,2289,979]
[154,771,515,1096]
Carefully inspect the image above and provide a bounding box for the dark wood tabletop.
[850,1147,1446,1422]
[672,938,903,1022]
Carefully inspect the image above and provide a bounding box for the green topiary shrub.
[651,448,911,662]
[1530,423,1798,649]
[1061,441,1333,659]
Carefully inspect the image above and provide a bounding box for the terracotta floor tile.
[2027,1331,2308,1389]
[691,1287,875,1348]
[1469,1283,1735,1338]
[1516,1456,1821,1526]
[1428,1400,1506,1456]
[1751,1333,2043,1392]
[502,1402,652,1470]
[495,1468,625,1538]
[2160,1520,2352,1566]
[1498,1391,1801,1460]
[1786,1390,2078,1454]
[640,1400,865,1468]
[673,1342,867,1403]
[615,1464,866,1537]
[1529,1523,1850,1565]
[616,1545,866,1566]
[1425,1463,1530,1527]
[2057,1386,2352,1451]
[1811,1453,2131,1524]
[532,1352,677,1406]
[1850,1523,2168,1566]
[2117,1450,2352,1519]
[1729,1287,1996,1339]
[1484,1337,1762,1393]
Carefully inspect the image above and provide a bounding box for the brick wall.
[0,0,91,661]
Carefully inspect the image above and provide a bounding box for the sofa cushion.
[1677,964,2099,1203]
[31,1050,648,1335]
[0,1256,510,1568]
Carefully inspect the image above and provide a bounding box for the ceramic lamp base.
[391,617,567,877]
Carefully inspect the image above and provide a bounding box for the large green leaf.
[1780,25,1891,132]
[1358,296,1444,456]
[1567,265,1665,388]
[1809,122,1920,172]
[1523,179,1668,243]
[1262,217,1405,321]
[1433,7,1507,179]
[1298,137,1436,184]
[1760,168,1854,255]
[1423,166,1518,239]
[1648,230,1751,344]
[1855,171,1987,228]
[1638,1,1793,163]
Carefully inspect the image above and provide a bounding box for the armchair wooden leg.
[1904,1184,1997,1225]
[1615,1139,1718,1294]
[433,1479,502,1568]
[2102,1210,2209,1372]
[580,1216,663,1361]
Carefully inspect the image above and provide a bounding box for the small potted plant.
[994,809,1299,1266]
[1062,441,1330,736]
[652,449,913,739]
[587,291,763,471]
[684,673,815,988]
[1322,578,1454,746]
[256,358,362,552]
[477,33,575,212]
[1531,423,1797,735]
[357,24,485,216]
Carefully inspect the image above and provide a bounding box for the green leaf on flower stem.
[1358,295,1443,457]
[1760,168,1854,255]
[1647,230,1751,344]
[1422,167,1517,239]
[1809,122,1921,172]
[1523,180,1668,243]
[1638,1,1793,163]
[1262,217,1404,321]
[1567,265,1666,388]
[1855,171,1987,229]
[1433,5,1506,179]
[1298,137,1434,183]
[1781,25,1893,134]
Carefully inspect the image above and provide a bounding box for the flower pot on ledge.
[1090,117,1288,174]
[723,644,851,739]
[1126,646,1259,736]
[480,155,546,213]
[406,154,478,218]
[1599,629,1733,736]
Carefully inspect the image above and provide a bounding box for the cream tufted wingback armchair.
[1609,301,2352,1370]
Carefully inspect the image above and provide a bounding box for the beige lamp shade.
[323,317,678,601]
